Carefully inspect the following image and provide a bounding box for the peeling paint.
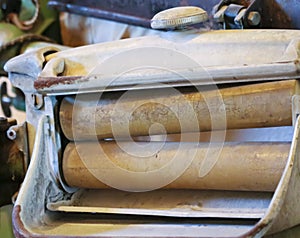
[34,76,87,89]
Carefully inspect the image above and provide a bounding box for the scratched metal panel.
[257,0,300,29]
[275,0,300,29]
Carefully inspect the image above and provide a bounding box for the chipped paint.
[34,76,87,90]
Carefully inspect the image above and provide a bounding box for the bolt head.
[248,11,261,26]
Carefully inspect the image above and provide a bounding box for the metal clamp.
[213,0,262,29]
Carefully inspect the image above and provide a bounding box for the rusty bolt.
[247,11,261,26]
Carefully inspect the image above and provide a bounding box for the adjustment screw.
[247,11,261,26]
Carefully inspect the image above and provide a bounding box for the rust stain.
[34,76,86,90]
[294,59,300,73]
[12,202,263,238]
[12,205,31,238]
[12,205,85,238]
[239,220,271,238]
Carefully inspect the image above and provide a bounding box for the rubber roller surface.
[62,141,289,192]
[59,80,296,140]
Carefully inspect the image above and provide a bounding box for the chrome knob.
[151,6,208,30]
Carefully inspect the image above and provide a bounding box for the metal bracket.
[213,0,262,29]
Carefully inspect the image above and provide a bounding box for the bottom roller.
[62,142,289,192]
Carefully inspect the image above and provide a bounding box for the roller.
[60,80,297,140]
[62,141,289,192]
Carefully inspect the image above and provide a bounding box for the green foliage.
[0,205,14,238]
